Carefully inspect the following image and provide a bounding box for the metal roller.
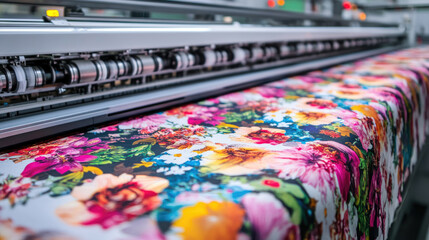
[176,52,189,69]
[44,65,57,84]
[131,56,144,75]
[0,68,7,93]
[64,63,79,84]
[180,52,190,69]
[202,49,216,67]
[288,45,297,54]
[264,46,276,58]
[92,60,108,81]
[243,48,251,60]
[116,60,128,77]
[324,42,331,51]
[270,47,275,58]
[23,66,45,89]
[4,67,15,92]
[135,55,156,74]
[135,57,144,74]
[220,50,228,63]
[127,57,139,76]
[231,47,246,63]
[333,41,340,50]
[263,47,270,58]
[153,56,164,72]
[279,45,290,57]
[316,42,324,52]
[23,66,36,89]
[9,64,67,90]
[33,66,45,87]
[172,53,182,69]
[271,46,278,57]
[192,52,202,66]
[297,43,306,54]
[106,60,119,79]
[306,43,314,53]
[263,47,271,58]
[11,65,26,92]
[343,40,350,48]
[215,51,222,64]
[250,47,264,61]
[70,60,97,83]
[187,53,195,67]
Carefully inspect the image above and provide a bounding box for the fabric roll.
[1,46,429,240]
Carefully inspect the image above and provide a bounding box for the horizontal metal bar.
[65,16,228,25]
[0,16,228,26]
[0,45,403,150]
[0,24,404,56]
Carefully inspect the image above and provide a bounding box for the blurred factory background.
[0,0,428,43]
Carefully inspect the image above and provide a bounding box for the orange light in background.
[342,1,352,10]
[359,12,367,21]
[46,9,60,17]
[267,0,276,8]
[277,0,285,6]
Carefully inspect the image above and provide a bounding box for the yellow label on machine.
[46,9,60,17]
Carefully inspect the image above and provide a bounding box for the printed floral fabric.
[1,46,429,240]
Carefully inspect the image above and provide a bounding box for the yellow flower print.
[291,111,338,125]
[202,146,276,175]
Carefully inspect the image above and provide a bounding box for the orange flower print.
[320,130,341,138]
[351,105,384,139]
[172,201,245,240]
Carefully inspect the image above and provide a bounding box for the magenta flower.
[118,114,167,133]
[167,105,226,126]
[241,192,300,240]
[275,141,360,201]
[247,86,285,98]
[70,137,108,154]
[21,148,97,177]
[218,92,247,105]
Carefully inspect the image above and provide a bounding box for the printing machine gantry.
[0,0,406,150]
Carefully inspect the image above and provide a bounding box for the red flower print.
[56,174,169,229]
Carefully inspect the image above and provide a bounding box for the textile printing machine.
[0,0,405,149]
[3,1,429,240]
